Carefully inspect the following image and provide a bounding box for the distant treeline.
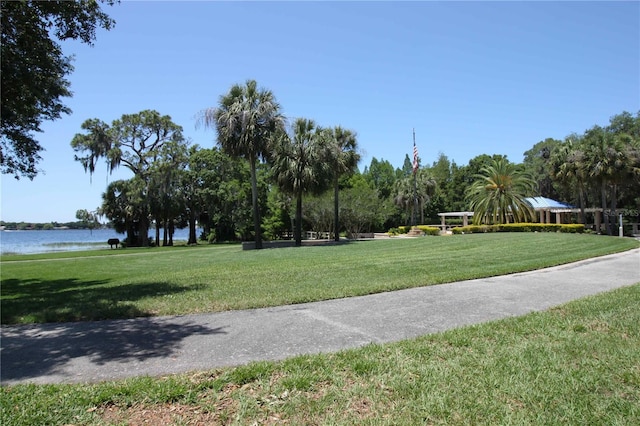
[0,221,111,231]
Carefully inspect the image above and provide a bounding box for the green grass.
[1,233,638,324]
[2,284,639,425]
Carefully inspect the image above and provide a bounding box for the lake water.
[0,228,194,255]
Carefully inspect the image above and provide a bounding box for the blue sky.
[2,1,638,223]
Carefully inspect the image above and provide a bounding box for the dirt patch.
[99,403,220,425]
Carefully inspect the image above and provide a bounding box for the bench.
[107,238,120,249]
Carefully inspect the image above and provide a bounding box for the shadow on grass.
[1,278,225,383]
[1,317,226,383]
[0,278,202,324]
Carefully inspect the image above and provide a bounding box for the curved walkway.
[2,249,639,385]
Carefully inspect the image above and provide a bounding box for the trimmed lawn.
[1,233,638,324]
[2,284,639,425]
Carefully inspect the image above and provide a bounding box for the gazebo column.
[463,214,469,227]
[556,211,561,224]
[539,210,544,223]
[441,215,446,229]
[595,210,601,233]
[545,210,551,224]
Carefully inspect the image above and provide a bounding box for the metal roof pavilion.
[525,197,573,210]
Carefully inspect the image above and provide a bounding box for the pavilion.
[436,197,573,231]
[524,196,573,224]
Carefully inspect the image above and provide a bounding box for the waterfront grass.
[1,233,638,325]
[2,284,639,425]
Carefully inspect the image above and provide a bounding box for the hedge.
[452,223,585,234]
[388,225,440,236]
[417,225,440,236]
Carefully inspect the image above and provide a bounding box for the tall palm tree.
[197,80,285,249]
[322,126,359,241]
[583,127,636,234]
[393,169,436,225]
[416,169,437,224]
[552,137,587,224]
[271,118,331,246]
[393,176,414,224]
[466,158,536,225]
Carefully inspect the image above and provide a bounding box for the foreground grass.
[1,233,638,324]
[2,284,639,425]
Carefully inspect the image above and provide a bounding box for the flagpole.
[412,128,418,227]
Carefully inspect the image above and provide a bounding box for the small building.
[525,197,573,224]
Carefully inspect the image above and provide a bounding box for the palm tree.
[394,169,436,225]
[271,118,331,246]
[322,126,359,241]
[466,158,536,225]
[393,176,414,224]
[197,80,285,249]
[583,127,637,234]
[551,136,588,224]
[416,169,437,224]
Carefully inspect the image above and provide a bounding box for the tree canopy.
[1,0,116,179]
[197,79,285,249]
[544,112,640,234]
[321,126,359,241]
[466,158,536,225]
[271,118,331,246]
[72,110,188,246]
[82,109,639,242]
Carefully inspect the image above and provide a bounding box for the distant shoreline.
[0,227,108,231]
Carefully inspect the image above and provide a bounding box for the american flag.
[412,130,418,174]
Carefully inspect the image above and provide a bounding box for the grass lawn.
[1,233,638,324]
[2,283,638,425]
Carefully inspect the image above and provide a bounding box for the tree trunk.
[126,225,136,247]
[139,217,149,247]
[578,181,586,224]
[610,183,618,235]
[199,213,210,242]
[168,221,174,246]
[601,181,610,235]
[295,191,302,247]
[188,210,197,245]
[333,177,340,241]
[155,220,160,247]
[249,156,262,249]
[163,219,168,246]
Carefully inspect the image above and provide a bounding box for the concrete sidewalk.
[2,249,639,385]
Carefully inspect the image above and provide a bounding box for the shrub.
[389,225,441,236]
[453,225,491,234]
[417,225,440,236]
[559,224,585,233]
[387,227,400,236]
[387,225,441,236]
[453,223,585,234]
